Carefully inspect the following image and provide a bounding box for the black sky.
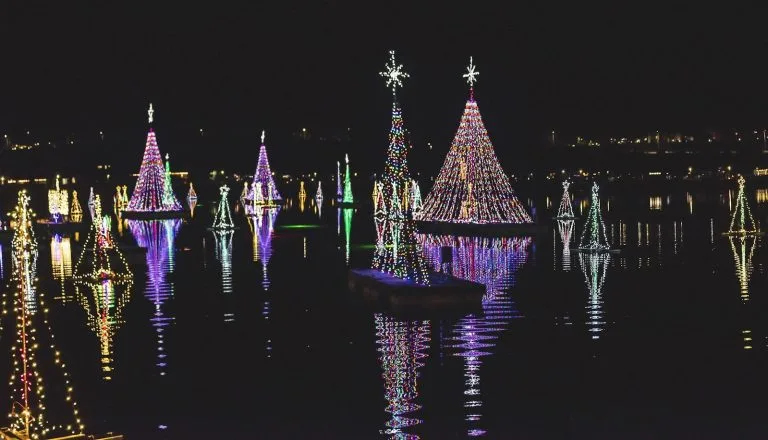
[3,2,768,152]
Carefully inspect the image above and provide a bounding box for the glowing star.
[463,56,479,87]
[148,103,154,124]
[379,50,409,95]
[261,130,265,144]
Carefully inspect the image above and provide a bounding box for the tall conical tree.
[417,57,531,224]
[727,175,759,234]
[578,182,610,251]
[211,185,236,230]
[556,180,575,219]
[126,104,183,213]
[343,154,354,204]
[249,130,282,204]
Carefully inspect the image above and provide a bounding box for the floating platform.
[349,269,485,311]
[121,210,186,219]
[416,220,548,237]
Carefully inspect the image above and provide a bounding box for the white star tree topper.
[463,56,479,87]
[220,184,230,196]
[379,50,409,95]
[148,103,154,124]
[261,130,265,144]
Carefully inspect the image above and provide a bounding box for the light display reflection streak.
[127,219,181,375]
[213,230,235,322]
[249,207,279,358]
[419,234,530,436]
[50,235,73,303]
[557,220,575,272]
[375,314,430,439]
[578,252,610,340]
[729,235,758,350]
[343,208,353,265]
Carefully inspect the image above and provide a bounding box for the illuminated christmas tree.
[74,195,133,281]
[578,183,610,251]
[556,179,575,219]
[9,190,37,253]
[248,130,281,205]
[211,185,236,230]
[299,181,307,199]
[125,104,183,214]
[416,57,532,224]
[316,181,323,200]
[70,190,83,222]
[240,181,249,200]
[727,175,760,235]
[342,154,354,204]
[47,175,68,222]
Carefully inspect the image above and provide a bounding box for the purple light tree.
[247,131,282,204]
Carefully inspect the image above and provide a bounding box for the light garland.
[247,130,282,205]
[578,182,611,251]
[7,191,84,438]
[556,180,575,219]
[125,106,183,213]
[727,175,759,234]
[416,57,532,225]
[211,185,236,230]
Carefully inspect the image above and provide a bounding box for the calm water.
[3,185,768,439]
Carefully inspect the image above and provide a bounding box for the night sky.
[3,3,768,170]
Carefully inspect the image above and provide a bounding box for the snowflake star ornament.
[463,56,479,87]
[379,50,409,95]
[148,103,154,124]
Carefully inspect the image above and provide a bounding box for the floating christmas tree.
[555,179,575,219]
[162,154,176,206]
[416,57,532,224]
[298,181,307,199]
[74,195,133,281]
[726,175,760,235]
[342,154,354,204]
[578,182,611,252]
[370,50,430,285]
[248,130,281,205]
[316,181,323,201]
[210,185,236,230]
[47,175,69,222]
[70,190,83,222]
[125,104,183,214]
[9,190,37,253]
[336,161,343,201]
[187,182,197,201]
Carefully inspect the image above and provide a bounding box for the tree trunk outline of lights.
[248,130,282,205]
[578,182,611,252]
[73,195,133,281]
[343,154,354,204]
[556,179,575,219]
[727,175,760,235]
[416,57,532,225]
[8,192,84,438]
[126,104,183,213]
[211,185,236,230]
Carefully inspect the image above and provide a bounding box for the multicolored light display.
[73,195,133,282]
[372,215,430,285]
[578,182,611,251]
[126,106,183,213]
[247,131,282,205]
[416,58,532,225]
[342,154,354,204]
[47,175,69,222]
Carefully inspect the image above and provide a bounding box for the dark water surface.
[4,186,768,439]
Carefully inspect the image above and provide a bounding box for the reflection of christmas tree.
[578,252,610,339]
[372,217,430,285]
[6,192,85,438]
[213,230,235,322]
[74,276,133,381]
[315,181,323,200]
[417,58,531,225]
[375,314,430,439]
[247,131,282,204]
[555,180,575,219]
[126,104,183,213]
[727,175,760,235]
[343,208,353,266]
[249,208,279,291]
[51,234,74,303]
[128,219,182,375]
[729,235,757,303]
[578,183,610,251]
[557,219,575,271]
